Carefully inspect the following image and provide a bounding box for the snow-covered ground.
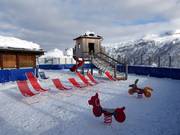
[0,70,180,135]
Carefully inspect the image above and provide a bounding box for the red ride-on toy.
[88,93,126,125]
[128,79,153,98]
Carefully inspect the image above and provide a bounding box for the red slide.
[70,56,84,72]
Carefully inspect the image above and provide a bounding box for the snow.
[85,31,95,36]
[65,48,73,57]
[0,35,41,50]
[0,70,180,135]
[40,48,64,58]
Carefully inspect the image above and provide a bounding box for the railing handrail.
[95,52,125,65]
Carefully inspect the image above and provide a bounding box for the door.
[88,43,95,55]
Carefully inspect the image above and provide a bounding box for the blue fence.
[117,65,180,80]
[0,68,35,83]
[38,64,180,80]
[39,64,96,70]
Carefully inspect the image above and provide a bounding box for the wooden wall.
[0,53,36,69]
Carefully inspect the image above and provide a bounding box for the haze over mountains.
[104,30,180,68]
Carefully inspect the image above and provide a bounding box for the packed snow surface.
[0,70,180,135]
[0,35,41,50]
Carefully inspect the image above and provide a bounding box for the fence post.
[169,55,171,67]
[114,64,117,78]
[65,58,67,64]
[148,56,151,65]
[158,56,160,67]
[133,57,136,65]
[140,54,143,65]
[59,58,61,64]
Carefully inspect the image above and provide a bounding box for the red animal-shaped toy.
[128,79,153,98]
[88,93,126,124]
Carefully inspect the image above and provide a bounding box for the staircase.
[91,52,128,79]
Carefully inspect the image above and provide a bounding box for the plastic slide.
[70,56,85,72]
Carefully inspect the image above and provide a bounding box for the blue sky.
[0,0,180,50]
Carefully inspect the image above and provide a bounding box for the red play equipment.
[26,72,48,92]
[87,71,99,84]
[70,56,85,72]
[88,93,126,124]
[105,71,116,81]
[68,78,87,88]
[17,80,37,97]
[76,71,94,86]
[52,78,72,90]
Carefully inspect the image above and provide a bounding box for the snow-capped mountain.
[104,30,180,68]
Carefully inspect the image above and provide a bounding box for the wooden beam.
[0,53,2,69]
[16,54,19,69]
[33,55,36,68]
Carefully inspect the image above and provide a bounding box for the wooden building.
[0,48,44,69]
[73,32,104,59]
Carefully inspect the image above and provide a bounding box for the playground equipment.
[73,32,128,79]
[52,78,72,90]
[86,71,99,84]
[26,72,48,92]
[70,56,84,72]
[88,93,126,125]
[105,71,116,81]
[76,71,94,86]
[68,78,87,88]
[17,80,37,97]
[128,79,153,98]
[39,71,49,79]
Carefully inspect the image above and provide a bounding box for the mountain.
[104,30,180,68]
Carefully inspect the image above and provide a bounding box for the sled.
[68,78,87,88]
[52,78,72,90]
[26,72,48,92]
[17,80,37,97]
[76,72,94,86]
[105,71,116,81]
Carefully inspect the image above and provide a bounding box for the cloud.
[0,0,180,50]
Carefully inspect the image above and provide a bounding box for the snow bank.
[0,35,41,50]
[40,48,64,58]
[65,48,73,57]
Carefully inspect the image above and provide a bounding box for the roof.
[74,31,103,40]
[0,35,42,51]
[0,47,44,55]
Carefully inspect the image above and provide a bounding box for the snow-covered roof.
[40,48,64,58]
[0,35,41,51]
[74,31,103,40]
[85,31,95,36]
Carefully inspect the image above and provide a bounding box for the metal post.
[158,56,160,67]
[148,56,151,65]
[81,65,84,75]
[90,56,93,75]
[114,64,117,78]
[65,58,67,64]
[125,63,128,80]
[169,55,171,67]
[140,54,143,65]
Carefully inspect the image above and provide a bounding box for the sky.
[0,0,180,51]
